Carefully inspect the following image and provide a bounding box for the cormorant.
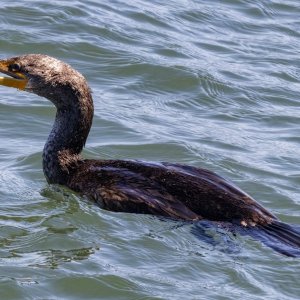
[0,54,299,256]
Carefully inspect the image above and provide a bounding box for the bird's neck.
[43,96,93,185]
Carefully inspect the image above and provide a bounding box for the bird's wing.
[95,178,200,221]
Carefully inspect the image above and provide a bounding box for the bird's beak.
[0,60,28,90]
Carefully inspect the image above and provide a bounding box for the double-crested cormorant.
[0,54,299,256]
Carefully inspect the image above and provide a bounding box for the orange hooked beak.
[0,59,28,90]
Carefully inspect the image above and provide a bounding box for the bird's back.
[67,159,276,225]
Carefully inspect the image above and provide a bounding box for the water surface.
[0,1,300,299]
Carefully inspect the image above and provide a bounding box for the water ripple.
[0,0,300,299]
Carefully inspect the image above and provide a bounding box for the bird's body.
[0,54,299,256]
[67,159,274,224]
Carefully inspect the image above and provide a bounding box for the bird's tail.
[245,221,300,257]
[192,220,300,257]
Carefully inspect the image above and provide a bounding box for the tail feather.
[259,222,300,248]
[248,221,300,257]
[192,220,300,257]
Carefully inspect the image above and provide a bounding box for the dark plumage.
[0,54,299,257]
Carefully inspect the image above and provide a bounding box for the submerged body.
[0,54,299,256]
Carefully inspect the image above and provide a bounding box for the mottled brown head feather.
[3,54,94,184]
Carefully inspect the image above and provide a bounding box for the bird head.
[0,54,90,109]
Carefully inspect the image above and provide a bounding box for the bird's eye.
[8,63,21,72]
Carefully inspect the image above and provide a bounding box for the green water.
[0,1,300,299]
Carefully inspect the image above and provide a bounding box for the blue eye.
[8,63,21,72]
